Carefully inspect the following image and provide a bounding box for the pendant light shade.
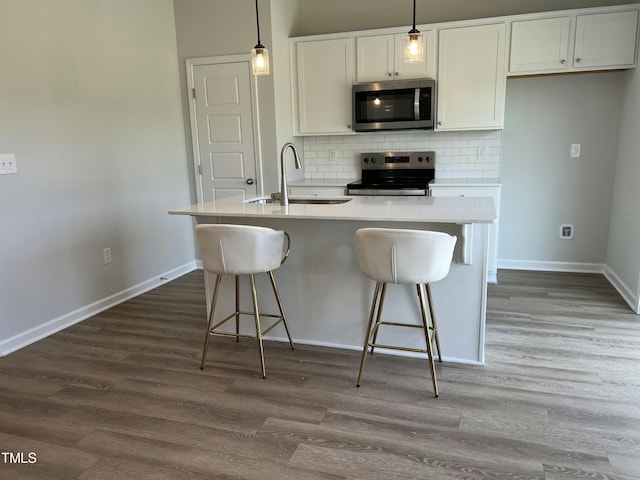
[251,0,269,75]
[404,0,424,63]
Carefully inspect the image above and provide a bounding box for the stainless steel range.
[346,151,435,196]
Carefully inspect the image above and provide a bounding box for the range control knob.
[418,156,424,162]
[371,157,377,163]
[363,157,369,163]
[426,156,431,163]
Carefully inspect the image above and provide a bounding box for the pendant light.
[251,0,270,75]
[404,0,424,63]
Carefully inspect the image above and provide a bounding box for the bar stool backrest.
[195,224,286,275]
[355,228,457,285]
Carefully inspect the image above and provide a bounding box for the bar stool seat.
[194,224,294,378]
[355,227,457,397]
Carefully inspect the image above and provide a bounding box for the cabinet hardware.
[246,178,254,185]
[560,59,566,64]
[576,58,581,63]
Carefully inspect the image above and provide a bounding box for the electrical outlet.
[0,153,17,175]
[570,144,581,158]
[477,146,486,160]
[103,248,112,265]
[328,150,338,164]
[559,224,574,239]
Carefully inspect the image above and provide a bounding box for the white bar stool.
[355,228,457,397]
[194,224,294,378]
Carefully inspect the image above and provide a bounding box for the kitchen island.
[170,194,496,365]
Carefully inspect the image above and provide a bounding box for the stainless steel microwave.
[352,79,435,132]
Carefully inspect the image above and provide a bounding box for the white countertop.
[169,194,497,224]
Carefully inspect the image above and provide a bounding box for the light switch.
[329,150,338,163]
[0,153,17,175]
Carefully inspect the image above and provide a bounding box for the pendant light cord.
[255,0,262,46]
[412,0,416,30]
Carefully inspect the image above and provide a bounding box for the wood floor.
[1,269,639,479]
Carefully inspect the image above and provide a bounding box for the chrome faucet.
[279,142,302,206]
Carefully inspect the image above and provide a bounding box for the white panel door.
[192,61,258,202]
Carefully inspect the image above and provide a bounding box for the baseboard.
[497,259,605,274]
[603,266,640,314]
[498,259,639,315]
[0,261,198,356]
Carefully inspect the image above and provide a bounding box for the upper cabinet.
[293,38,355,136]
[355,31,436,83]
[509,17,571,73]
[509,10,638,75]
[437,23,507,131]
[573,10,638,69]
[289,5,639,136]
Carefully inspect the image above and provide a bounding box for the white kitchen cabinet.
[355,31,436,83]
[509,17,571,73]
[436,23,507,131]
[430,182,502,283]
[293,37,355,136]
[573,10,638,69]
[508,9,639,76]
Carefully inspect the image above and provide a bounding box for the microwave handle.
[414,88,420,120]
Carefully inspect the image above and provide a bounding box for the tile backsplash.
[302,130,502,180]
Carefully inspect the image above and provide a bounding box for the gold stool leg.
[268,271,294,350]
[418,283,439,398]
[370,282,387,354]
[235,275,240,342]
[201,274,222,369]
[250,274,267,379]
[357,281,382,387]
[426,283,442,362]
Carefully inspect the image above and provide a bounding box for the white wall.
[606,36,640,313]
[173,0,283,195]
[499,73,625,268]
[0,0,195,352]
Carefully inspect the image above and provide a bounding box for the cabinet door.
[393,31,436,80]
[356,35,394,82]
[437,24,507,131]
[574,11,638,69]
[509,17,571,73]
[296,38,354,135]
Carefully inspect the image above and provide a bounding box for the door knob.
[246,178,254,185]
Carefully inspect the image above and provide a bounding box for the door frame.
[186,54,264,203]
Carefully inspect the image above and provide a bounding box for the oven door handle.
[414,88,420,120]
